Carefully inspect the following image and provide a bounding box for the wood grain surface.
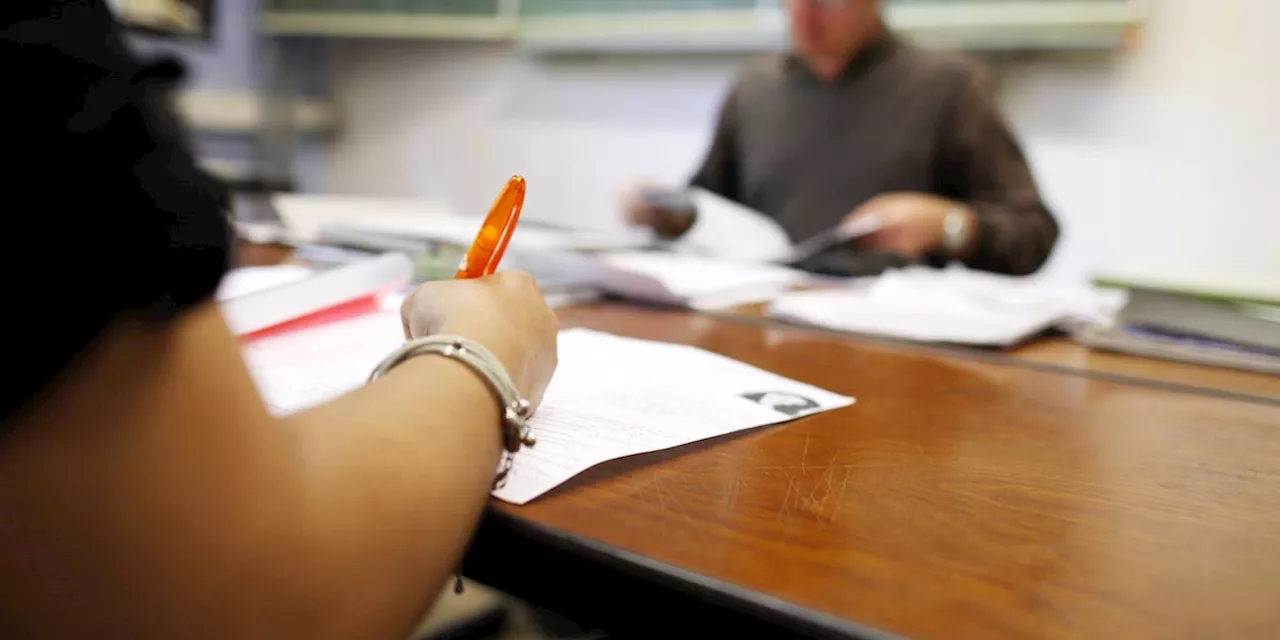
[500,304,1280,640]
[233,243,1280,637]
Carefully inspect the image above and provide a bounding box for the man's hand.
[619,180,697,240]
[845,193,976,259]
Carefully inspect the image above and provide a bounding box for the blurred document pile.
[1075,289,1280,374]
[589,251,807,310]
[262,193,811,310]
[769,266,1129,347]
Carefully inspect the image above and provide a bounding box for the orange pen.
[456,175,526,279]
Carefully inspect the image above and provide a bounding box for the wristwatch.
[941,208,971,258]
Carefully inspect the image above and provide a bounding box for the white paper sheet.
[272,193,454,243]
[242,312,854,504]
[326,215,651,254]
[593,251,808,310]
[241,312,403,414]
[783,213,885,264]
[221,253,414,337]
[676,188,881,264]
[769,265,1129,346]
[1238,302,1280,324]
[679,188,795,262]
[218,265,314,301]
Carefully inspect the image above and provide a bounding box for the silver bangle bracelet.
[368,335,536,489]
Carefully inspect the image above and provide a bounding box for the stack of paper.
[269,193,652,253]
[221,253,414,338]
[590,251,809,310]
[1074,290,1280,374]
[217,265,314,302]
[769,265,1129,347]
[323,214,651,254]
[271,193,454,244]
[242,312,853,504]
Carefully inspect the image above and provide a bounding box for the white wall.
[325,43,735,223]
[129,0,332,192]
[323,0,1278,293]
[996,0,1279,293]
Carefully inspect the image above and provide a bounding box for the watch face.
[943,210,967,254]
[639,188,695,214]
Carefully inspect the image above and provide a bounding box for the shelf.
[259,2,1144,53]
[261,12,516,40]
[519,2,1145,54]
[518,9,784,54]
[178,91,339,137]
[887,1,1144,51]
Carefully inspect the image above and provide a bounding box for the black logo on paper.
[741,392,819,417]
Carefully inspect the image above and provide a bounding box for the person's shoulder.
[738,54,792,82]
[891,38,991,92]
[728,54,792,99]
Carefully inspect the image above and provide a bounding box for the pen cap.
[458,176,526,279]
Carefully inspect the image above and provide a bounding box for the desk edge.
[463,508,907,640]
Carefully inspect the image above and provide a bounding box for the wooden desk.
[712,303,1280,403]
[230,244,1279,637]
[465,304,1280,640]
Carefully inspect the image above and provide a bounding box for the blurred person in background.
[624,0,1059,276]
[2,1,558,637]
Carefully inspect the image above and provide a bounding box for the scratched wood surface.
[233,244,1280,637]
[500,304,1280,640]
[715,302,1280,402]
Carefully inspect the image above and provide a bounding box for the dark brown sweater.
[691,33,1059,275]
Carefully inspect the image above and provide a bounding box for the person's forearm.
[1,306,512,638]
[962,205,1060,276]
[282,352,506,640]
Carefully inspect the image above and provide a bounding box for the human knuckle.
[500,270,536,288]
[400,289,418,315]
